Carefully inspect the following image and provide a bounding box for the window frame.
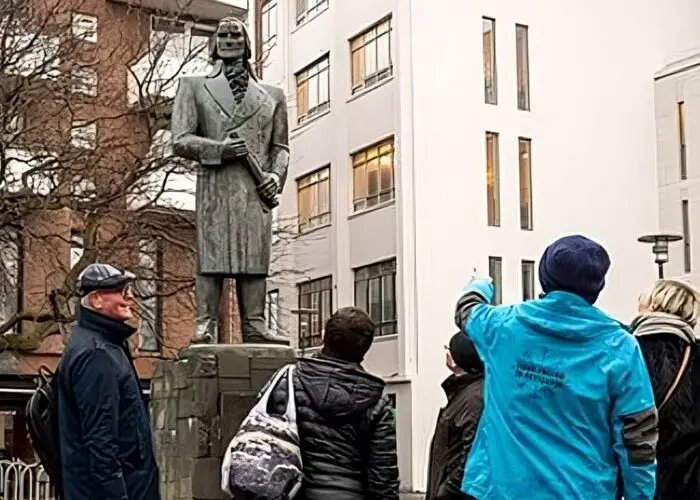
[261,0,278,51]
[297,166,331,233]
[679,101,687,180]
[350,16,393,94]
[72,13,98,43]
[296,0,329,26]
[518,137,533,230]
[295,55,330,125]
[486,132,500,227]
[488,256,502,305]
[521,260,535,301]
[682,199,692,273]
[297,276,333,349]
[352,137,395,212]
[70,121,97,149]
[516,24,530,111]
[70,66,98,97]
[354,258,397,337]
[482,17,497,105]
[137,239,162,353]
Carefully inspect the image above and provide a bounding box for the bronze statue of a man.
[171,17,289,345]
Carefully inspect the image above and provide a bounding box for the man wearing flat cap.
[58,263,160,500]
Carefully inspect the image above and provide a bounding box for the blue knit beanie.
[538,235,611,304]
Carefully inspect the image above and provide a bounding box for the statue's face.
[216,20,246,60]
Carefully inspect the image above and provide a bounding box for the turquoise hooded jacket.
[455,280,657,500]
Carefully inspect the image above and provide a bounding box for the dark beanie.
[449,332,483,373]
[538,235,610,304]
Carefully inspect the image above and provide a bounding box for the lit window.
[354,259,397,337]
[70,121,97,149]
[350,17,392,94]
[296,0,328,25]
[137,239,161,353]
[296,55,330,124]
[352,138,395,212]
[679,101,687,180]
[519,138,532,230]
[297,167,331,232]
[71,67,98,96]
[72,13,98,43]
[683,200,691,273]
[266,289,280,335]
[486,132,500,226]
[522,260,535,301]
[516,24,530,110]
[483,17,497,104]
[488,256,502,305]
[298,276,332,348]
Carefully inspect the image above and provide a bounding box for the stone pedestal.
[149,344,296,500]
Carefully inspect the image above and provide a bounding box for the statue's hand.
[222,137,248,159]
[258,173,280,203]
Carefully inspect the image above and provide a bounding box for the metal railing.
[0,460,55,500]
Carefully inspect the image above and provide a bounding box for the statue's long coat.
[171,63,289,276]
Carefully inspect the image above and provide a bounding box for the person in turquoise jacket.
[454,235,658,500]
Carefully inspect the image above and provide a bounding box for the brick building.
[0,0,245,460]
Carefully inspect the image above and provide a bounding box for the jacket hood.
[517,291,626,341]
[296,354,385,420]
[631,312,696,344]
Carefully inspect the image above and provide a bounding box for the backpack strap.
[658,345,692,411]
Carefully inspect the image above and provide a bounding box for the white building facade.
[253,0,700,496]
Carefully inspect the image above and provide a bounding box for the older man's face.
[216,20,246,60]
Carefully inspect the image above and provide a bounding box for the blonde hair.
[638,279,700,327]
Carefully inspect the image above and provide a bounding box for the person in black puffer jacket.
[268,307,399,500]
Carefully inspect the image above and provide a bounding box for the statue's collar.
[208,60,251,79]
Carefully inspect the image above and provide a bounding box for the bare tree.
[0,0,222,350]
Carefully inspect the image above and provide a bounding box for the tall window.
[265,289,279,336]
[488,256,502,305]
[352,138,395,212]
[483,17,497,104]
[71,121,97,149]
[679,101,687,180]
[516,24,530,110]
[522,260,535,301]
[298,276,332,348]
[72,13,98,43]
[0,230,23,334]
[261,1,278,52]
[297,167,331,232]
[350,17,392,94]
[296,0,329,25]
[137,240,161,352]
[296,55,330,125]
[486,132,500,226]
[519,138,533,230]
[354,259,397,337]
[683,200,692,273]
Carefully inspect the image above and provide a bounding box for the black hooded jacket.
[631,313,700,499]
[269,354,399,500]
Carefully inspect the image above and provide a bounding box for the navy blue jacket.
[58,306,159,500]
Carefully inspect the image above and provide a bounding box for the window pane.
[368,277,382,323]
[522,260,535,301]
[354,163,367,201]
[367,158,379,197]
[365,39,377,76]
[318,178,330,215]
[516,24,530,111]
[679,102,687,180]
[483,18,497,104]
[297,80,308,117]
[382,274,395,322]
[377,33,390,72]
[355,279,368,310]
[519,138,532,230]
[318,68,329,105]
[352,49,364,87]
[379,152,393,192]
[308,74,319,109]
[683,200,692,273]
[486,132,500,226]
[489,256,502,305]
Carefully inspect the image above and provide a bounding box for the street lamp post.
[637,234,683,279]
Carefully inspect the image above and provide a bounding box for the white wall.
[397,0,700,492]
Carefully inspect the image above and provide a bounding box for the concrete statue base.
[149,344,296,499]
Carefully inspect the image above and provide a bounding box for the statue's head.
[209,17,252,65]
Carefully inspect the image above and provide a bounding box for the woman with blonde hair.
[632,278,700,498]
